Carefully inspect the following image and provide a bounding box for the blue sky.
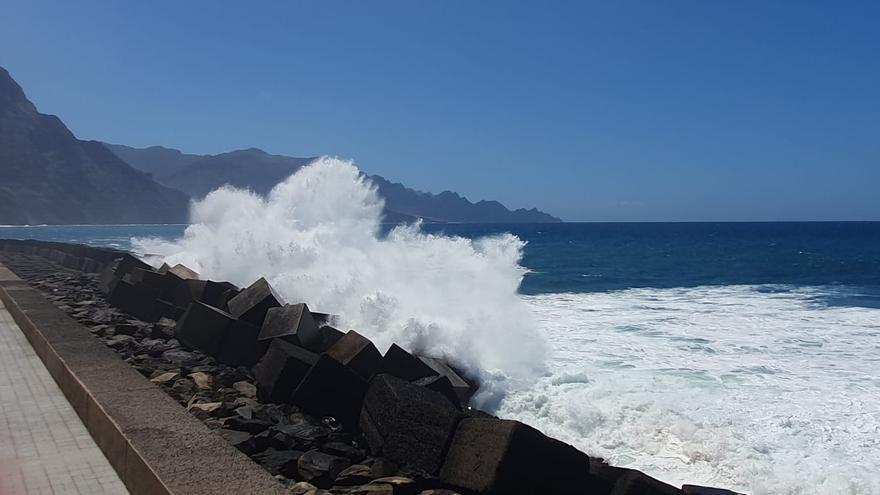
[1,1,878,221]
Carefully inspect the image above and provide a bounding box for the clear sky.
[1,1,878,221]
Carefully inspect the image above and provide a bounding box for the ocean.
[3,221,879,494]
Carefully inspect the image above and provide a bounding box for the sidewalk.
[0,299,128,495]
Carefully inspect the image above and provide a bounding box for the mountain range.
[0,66,560,225]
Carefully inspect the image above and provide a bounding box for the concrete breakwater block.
[107,278,163,322]
[315,325,344,352]
[413,375,461,410]
[253,339,319,403]
[217,318,268,367]
[416,356,475,407]
[292,354,368,429]
[260,303,321,350]
[380,344,438,382]
[99,253,152,293]
[227,277,283,326]
[440,418,593,494]
[174,301,236,355]
[325,330,383,380]
[360,374,462,475]
[682,485,745,495]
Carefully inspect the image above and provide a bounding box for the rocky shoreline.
[0,239,744,495]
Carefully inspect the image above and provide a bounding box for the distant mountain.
[0,67,189,225]
[106,145,562,223]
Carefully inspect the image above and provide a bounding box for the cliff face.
[0,67,190,225]
[106,144,562,223]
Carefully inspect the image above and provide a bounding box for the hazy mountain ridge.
[106,145,562,223]
[0,67,190,225]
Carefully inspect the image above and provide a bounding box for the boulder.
[326,330,383,380]
[440,418,592,494]
[260,303,321,349]
[292,354,368,429]
[107,279,161,321]
[415,356,475,407]
[226,277,283,326]
[380,344,437,382]
[173,302,235,355]
[253,339,319,403]
[253,448,304,478]
[217,318,268,366]
[298,449,352,487]
[360,374,461,474]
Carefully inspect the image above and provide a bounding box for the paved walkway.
[0,299,128,495]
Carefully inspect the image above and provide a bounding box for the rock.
[260,303,321,350]
[253,339,319,403]
[226,277,282,326]
[334,464,375,486]
[161,348,200,366]
[216,318,267,366]
[380,344,437,381]
[186,401,224,419]
[253,448,304,478]
[150,371,179,385]
[174,302,235,355]
[225,416,272,434]
[188,371,214,390]
[326,330,383,380]
[233,380,258,398]
[347,485,394,495]
[170,378,197,402]
[297,449,351,487]
[370,477,420,495]
[414,356,475,407]
[360,374,461,475]
[273,423,330,448]
[321,441,365,462]
[412,376,461,410]
[682,485,745,495]
[418,491,461,495]
[290,482,319,495]
[439,418,592,494]
[292,354,368,429]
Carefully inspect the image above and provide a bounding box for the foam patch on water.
[133,157,547,405]
[500,285,880,494]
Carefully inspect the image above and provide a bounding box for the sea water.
[3,188,879,494]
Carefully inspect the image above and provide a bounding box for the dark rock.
[610,470,682,494]
[381,344,438,382]
[360,374,461,475]
[227,277,283,326]
[174,302,235,355]
[440,418,592,494]
[161,348,200,366]
[334,464,376,486]
[326,330,383,380]
[321,441,366,462]
[99,254,152,293]
[253,339,319,403]
[225,416,272,434]
[216,318,267,366]
[253,448,304,478]
[297,449,351,488]
[260,303,321,350]
[272,423,330,448]
[292,354,368,429]
[682,485,744,495]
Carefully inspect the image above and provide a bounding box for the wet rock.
[297,449,351,487]
[227,277,283,326]
[253,339,319,403]
[361,374,461,474]
[260,303,321,349]
[292,354,368,429]
[326,330,383,380]
[440,418,592,494]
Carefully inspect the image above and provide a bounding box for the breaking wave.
[133,157,548,406]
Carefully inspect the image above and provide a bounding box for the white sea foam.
[501,286,880,494]
[132,157,547,406]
